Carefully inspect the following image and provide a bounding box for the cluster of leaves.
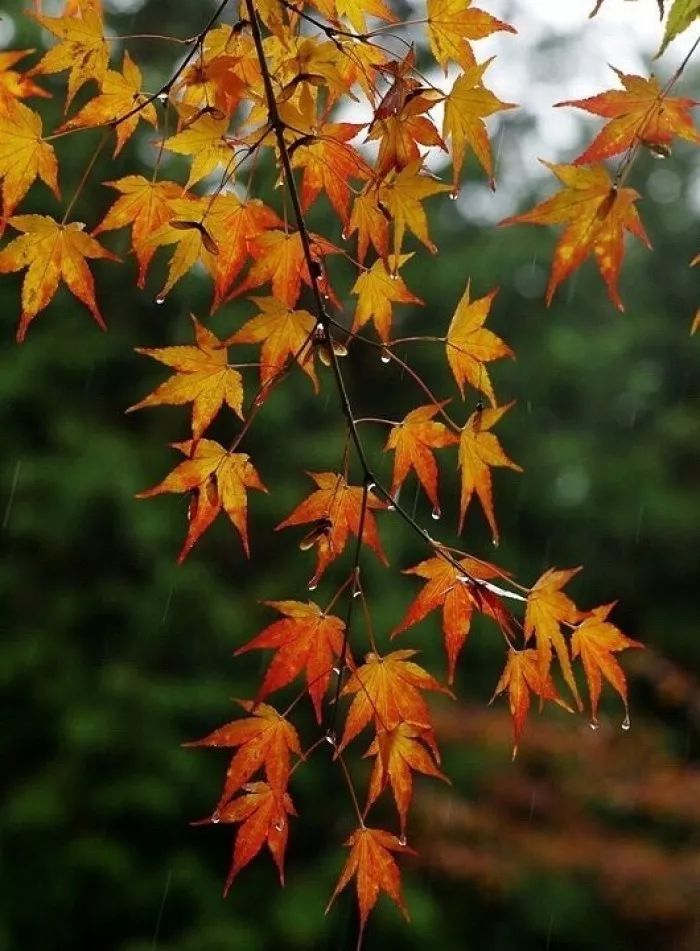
[0,0,697,943]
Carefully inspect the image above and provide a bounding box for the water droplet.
[315,322,324,334]
[211,811,221,824]
[157,92,169,103]
[273,818,285,832]
[398,834,407,846]
[155,296,165,305]
[431,506,441,521]
[323,293,329,301]
[389,271,399,281]
[352,587,361,599]
[332,666,341,676]
[324,729,336,745]
[341,230,348,240]
[387,502,395,511]
[492,538,499,548]
[589,719,599,732]
[380,348,391,364]
[366,481,376,491]
[449,191,459,201]
[621,715,631,731]
[308,581,318,591]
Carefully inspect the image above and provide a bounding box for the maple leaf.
[185,701,301,806]
[500,161,651,310]
[0,100,59,220]
[446,281,512,406]
[491,648,566,757]
[230,229,340,309]
[657,0,700,56]
[557,67,700,165]
[368,89,445,179]
[164,107,237,190]
[326,826,414,938]
[339,649,451,750]
[364,722,447,835]
[173,25,249,115]
[427,0,516,72]
[571,604,642,724]
[93,176,182,289]
[0,214,118,342]
[378,161,451,260]
[57,53,157,156]
[145,196,222,300]
[223,297,317,392]
[291,123,371,223]
[525,568,585,711]
[29,0,109,109]
[276,473,388,587]
[392,554,506,683]
[351,254,422,342]
[235,600,346,722]
[457,401,522,543]
[136,439,266,561]
[0,51,50,103]
[443,59,516,189]
[205,197,282,308]
[384,404,459,515]
[127,316,244,440]
[212,782,296,895]
[346,191,390,264]
[311,0,397,34]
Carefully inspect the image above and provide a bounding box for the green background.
[1,3,698,949]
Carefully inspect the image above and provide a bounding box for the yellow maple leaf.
[57,52,157,155]
[128,316,245,440]
[29,0,109,108]
[0,99,59,219]
[428,0,516,72]
[0,214,118,341]
[443,59,516,188]
[351,254,422,342]
[378,160,451,259]
[0,50,50,104]
[164,107,237,190]
[446,281,512,405]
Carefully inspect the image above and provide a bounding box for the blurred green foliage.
[1,2,698,949]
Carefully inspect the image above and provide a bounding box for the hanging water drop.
[332,666,341,676]
[324,729,336,745]
[157,92,169,103]
[431,506,441,521]
[589,719,599,732]
[398,834,407,846]
[211,811,221,824]
[273,818,285,832]
[366,481,376,491]
[449,190,459,201]
[155,296,165,305]
[621,715,631,731]
[380,348,391,364]
[492,537,499,548]
[308,581,318,591]
[341,230,348,240]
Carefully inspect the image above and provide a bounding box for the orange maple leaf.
[368,92,445,179]
[230,229,340,308]
[93,176,183,289]
[491,647,566,757]
[339,649,451,751]
[57,52,157,156]
[235,600,346,723]
[223,297,318,392]
[144,195,222,301]
[291,122,371,223]
[500,161,651,310]
[127,316,244,440]
[392,554,506,683]
[136,439,266,561]
[351,254,422,342]
[525,567,585,710]
[446,281,512,406]
[210,781,296,895]
[276,472,388,587]
[571,603,642,725]
[346,191,390,264]
[384,404,459,515]
[0,51,50,103]
[427,0,516,72]
[557,67,700,165]
[29,0,109,109]
[311,0,397,34]
[326,826,414,938]
[0,214,118,342]
[364,722,447,835]
[0,100,59,220]
[185,701,301,806]
[442,59,516,189]
[457,401,522,543]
